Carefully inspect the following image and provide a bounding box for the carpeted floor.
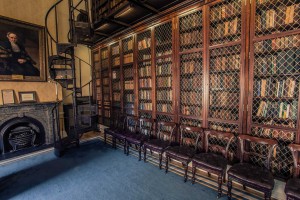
[0,140,232,200]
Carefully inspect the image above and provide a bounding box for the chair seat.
[227,163,274,190]
[192,153,227,173]
[114,131,128,140]
[144,139,170,152]
[285,178,300,198]
[126,133,148,144]
[104,127,117,136]
[165,146,195,161]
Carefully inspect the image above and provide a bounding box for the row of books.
[156,77,172,88]
[209,92,239,106]
[181,60,202,74]
[254,34,300,52]
[157,104,172,113]
[138,37,151,50]
[157,90,172,101]
[210,55,240,71]
[181,91,202,104]
[111,45,120,55]
[181,77,202,89]
[210,74,239,89]
[209,122,237,133]
[112,70,120,80]
[210,45,240,57]
[156,64,172,76]
[123,40,133,52]
[210,17,240,39]
[139,64,151,77]
[157,57,172,65]
[156,50,172,57]
[252,126,295,142]
[139,54,151,60]
[102,77,109,85]
[255,100,297,119]
[139,78,152,88]
[209,110,238,121]
[124,67,133,78]
[256,4,300,31]
[113,82,121,90]
[180,30,203,46]
[180,118,202,128]
[139,90,151,100]
[210,1,241,22]
[181,106,201,116]
[103,94,110,101]
[254,78,297,98]
[112,57,120,66]
[104,110,111,118]
[124,80,134,90]
[254,51,300,75]
[101,59,109,69]
[123,53,133,64]
[103,86,110,94]
[139,103,152,111]
[94,62,100,70]
[125,109,135,115]
[113,93,121,101]
[124,94,134,102]
[101,49,108,59]
[180,12,202,31]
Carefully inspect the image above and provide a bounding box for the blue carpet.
[0,140,230,200]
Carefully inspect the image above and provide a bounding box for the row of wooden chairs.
[103,115,300,200]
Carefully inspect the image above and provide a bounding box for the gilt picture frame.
[0,16,46,81]
[19,91,37,103]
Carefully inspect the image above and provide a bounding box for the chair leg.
[191,165,196,184]
[165,155,169,174]
[138,145,141,161]
[159,153,162,170]
[217,175,222,198]
[123,139,127,154]
[183,162,188,182]
[112,137,116,149]
[227,178,232,200]
[104,133,106,144]
[264,191,272,200]
[144,147,147,162]
[126,141,130,156]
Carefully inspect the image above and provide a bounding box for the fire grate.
[8,127,36,152]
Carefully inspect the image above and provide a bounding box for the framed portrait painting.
[0,16,46,81]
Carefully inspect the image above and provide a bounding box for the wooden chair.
[227,135,277,200]
[285,143,300,200]
[143,121,177,169]
[113,115,138,154]
[103,114,125,147]
[165,125,204,182]
[191,129,235,198]
[125,117,154,161]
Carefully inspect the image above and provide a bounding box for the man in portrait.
[0,32,40,76]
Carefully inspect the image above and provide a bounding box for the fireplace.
[0,102,58,155]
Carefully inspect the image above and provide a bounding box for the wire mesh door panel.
[111,42,121,114]
[122,36,134,116]
[254,0,300,38]
[179,9,203,52]
[155,21,173,120]
[208,44,242,132]
[209,0,242,46]
[101,47,110,126]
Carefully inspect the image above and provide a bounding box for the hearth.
[0,102,58,155]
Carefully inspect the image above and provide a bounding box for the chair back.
[205,129,235,160]
[179,125,204,152]
[238,135,277,170]
[288,143,300,178]
[138,118,154,136]
[125,115,138,133]
[116,114,126,131]
[156,121,177,144]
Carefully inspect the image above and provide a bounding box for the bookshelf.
[137,29,153,119]
[101,47,111,126]
[155,21,174,122]
[122,36,135,116]
[249,0,300,178]
[111,42,122,117]
[92,49,101,124]
[207,0,244,134]
[178,9,203,127]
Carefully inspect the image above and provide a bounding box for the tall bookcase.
[122,36,135,116]
[154,21,174,122]
[137,29,153,119]
[92,49,102,124]
[100,47,111,126]
[178,9,204,128]
[111,42,122,118]
[248,0,300,179]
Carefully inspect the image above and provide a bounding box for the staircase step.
[57,43,74,54]
[49,55,73,67]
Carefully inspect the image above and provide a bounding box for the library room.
[0,0,299,199]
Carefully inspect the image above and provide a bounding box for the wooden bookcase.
[92,0,300,179]
[92,49,102,124]
[248,0,300,179]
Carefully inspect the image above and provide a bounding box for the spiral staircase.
[45,0,97,156]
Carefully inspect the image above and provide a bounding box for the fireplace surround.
[0,102,58,155]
